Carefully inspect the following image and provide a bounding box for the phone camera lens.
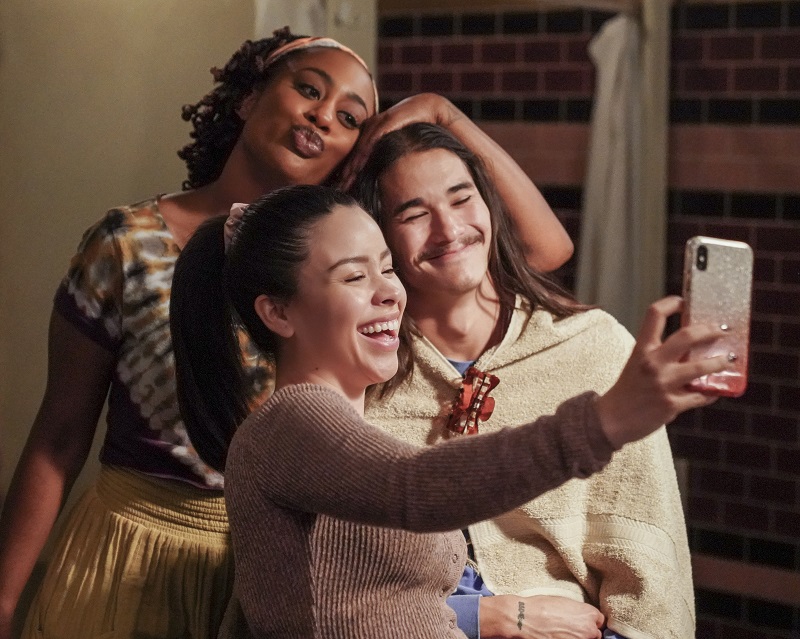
[697,246,708,271]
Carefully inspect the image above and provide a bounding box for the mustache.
[419,234,482,261]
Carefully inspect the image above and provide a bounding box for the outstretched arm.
[340,93,574,272]
[231,297,727,533]
[0,312,113,639]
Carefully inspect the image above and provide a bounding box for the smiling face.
[278,204,406,398]
[236,47,376,189]
[377,148,493,302]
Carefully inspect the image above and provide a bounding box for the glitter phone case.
[681,236,753,397]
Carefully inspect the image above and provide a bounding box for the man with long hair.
[355,123,693,639]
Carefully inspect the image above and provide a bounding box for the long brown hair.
[352,123,589,397]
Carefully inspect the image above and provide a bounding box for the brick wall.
[378,2,800,636]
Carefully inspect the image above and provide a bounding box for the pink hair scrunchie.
[224,202,248,253]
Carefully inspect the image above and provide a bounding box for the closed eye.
[453,195,472,206]
[400,211,427,223]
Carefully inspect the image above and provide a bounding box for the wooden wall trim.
[379,0,636,12]
[692,553,800,607]
[379,0,779,13]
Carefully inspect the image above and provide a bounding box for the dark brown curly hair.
[178,27,307,190]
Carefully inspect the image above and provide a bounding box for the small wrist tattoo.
[517,601,525,630]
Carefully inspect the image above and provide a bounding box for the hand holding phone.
[681,236,753,397]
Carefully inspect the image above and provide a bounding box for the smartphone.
[681,236,754,397]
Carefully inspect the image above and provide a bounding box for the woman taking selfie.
[0,24,574,638]
[170,184,727,638]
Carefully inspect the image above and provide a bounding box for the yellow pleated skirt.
[22,465,232,639]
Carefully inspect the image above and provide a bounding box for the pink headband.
[224,203,248,253]
[261,36,379,114]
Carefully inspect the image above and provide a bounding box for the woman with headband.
[0,28,570,639]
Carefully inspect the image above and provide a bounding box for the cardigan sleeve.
[226,384,615,534]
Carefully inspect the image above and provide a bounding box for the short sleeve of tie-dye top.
[54,208,126,351]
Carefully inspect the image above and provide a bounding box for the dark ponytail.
[171,216,252,472]
[171,185,360,471]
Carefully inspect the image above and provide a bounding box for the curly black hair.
[178,27,307,190]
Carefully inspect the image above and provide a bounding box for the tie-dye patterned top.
[54,197,272,489]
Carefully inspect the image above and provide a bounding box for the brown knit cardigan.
[224,383,615,638]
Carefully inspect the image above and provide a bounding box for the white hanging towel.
[575,14,645,333]
[253,0,326,38]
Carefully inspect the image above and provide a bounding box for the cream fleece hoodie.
[366,301,695,639]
